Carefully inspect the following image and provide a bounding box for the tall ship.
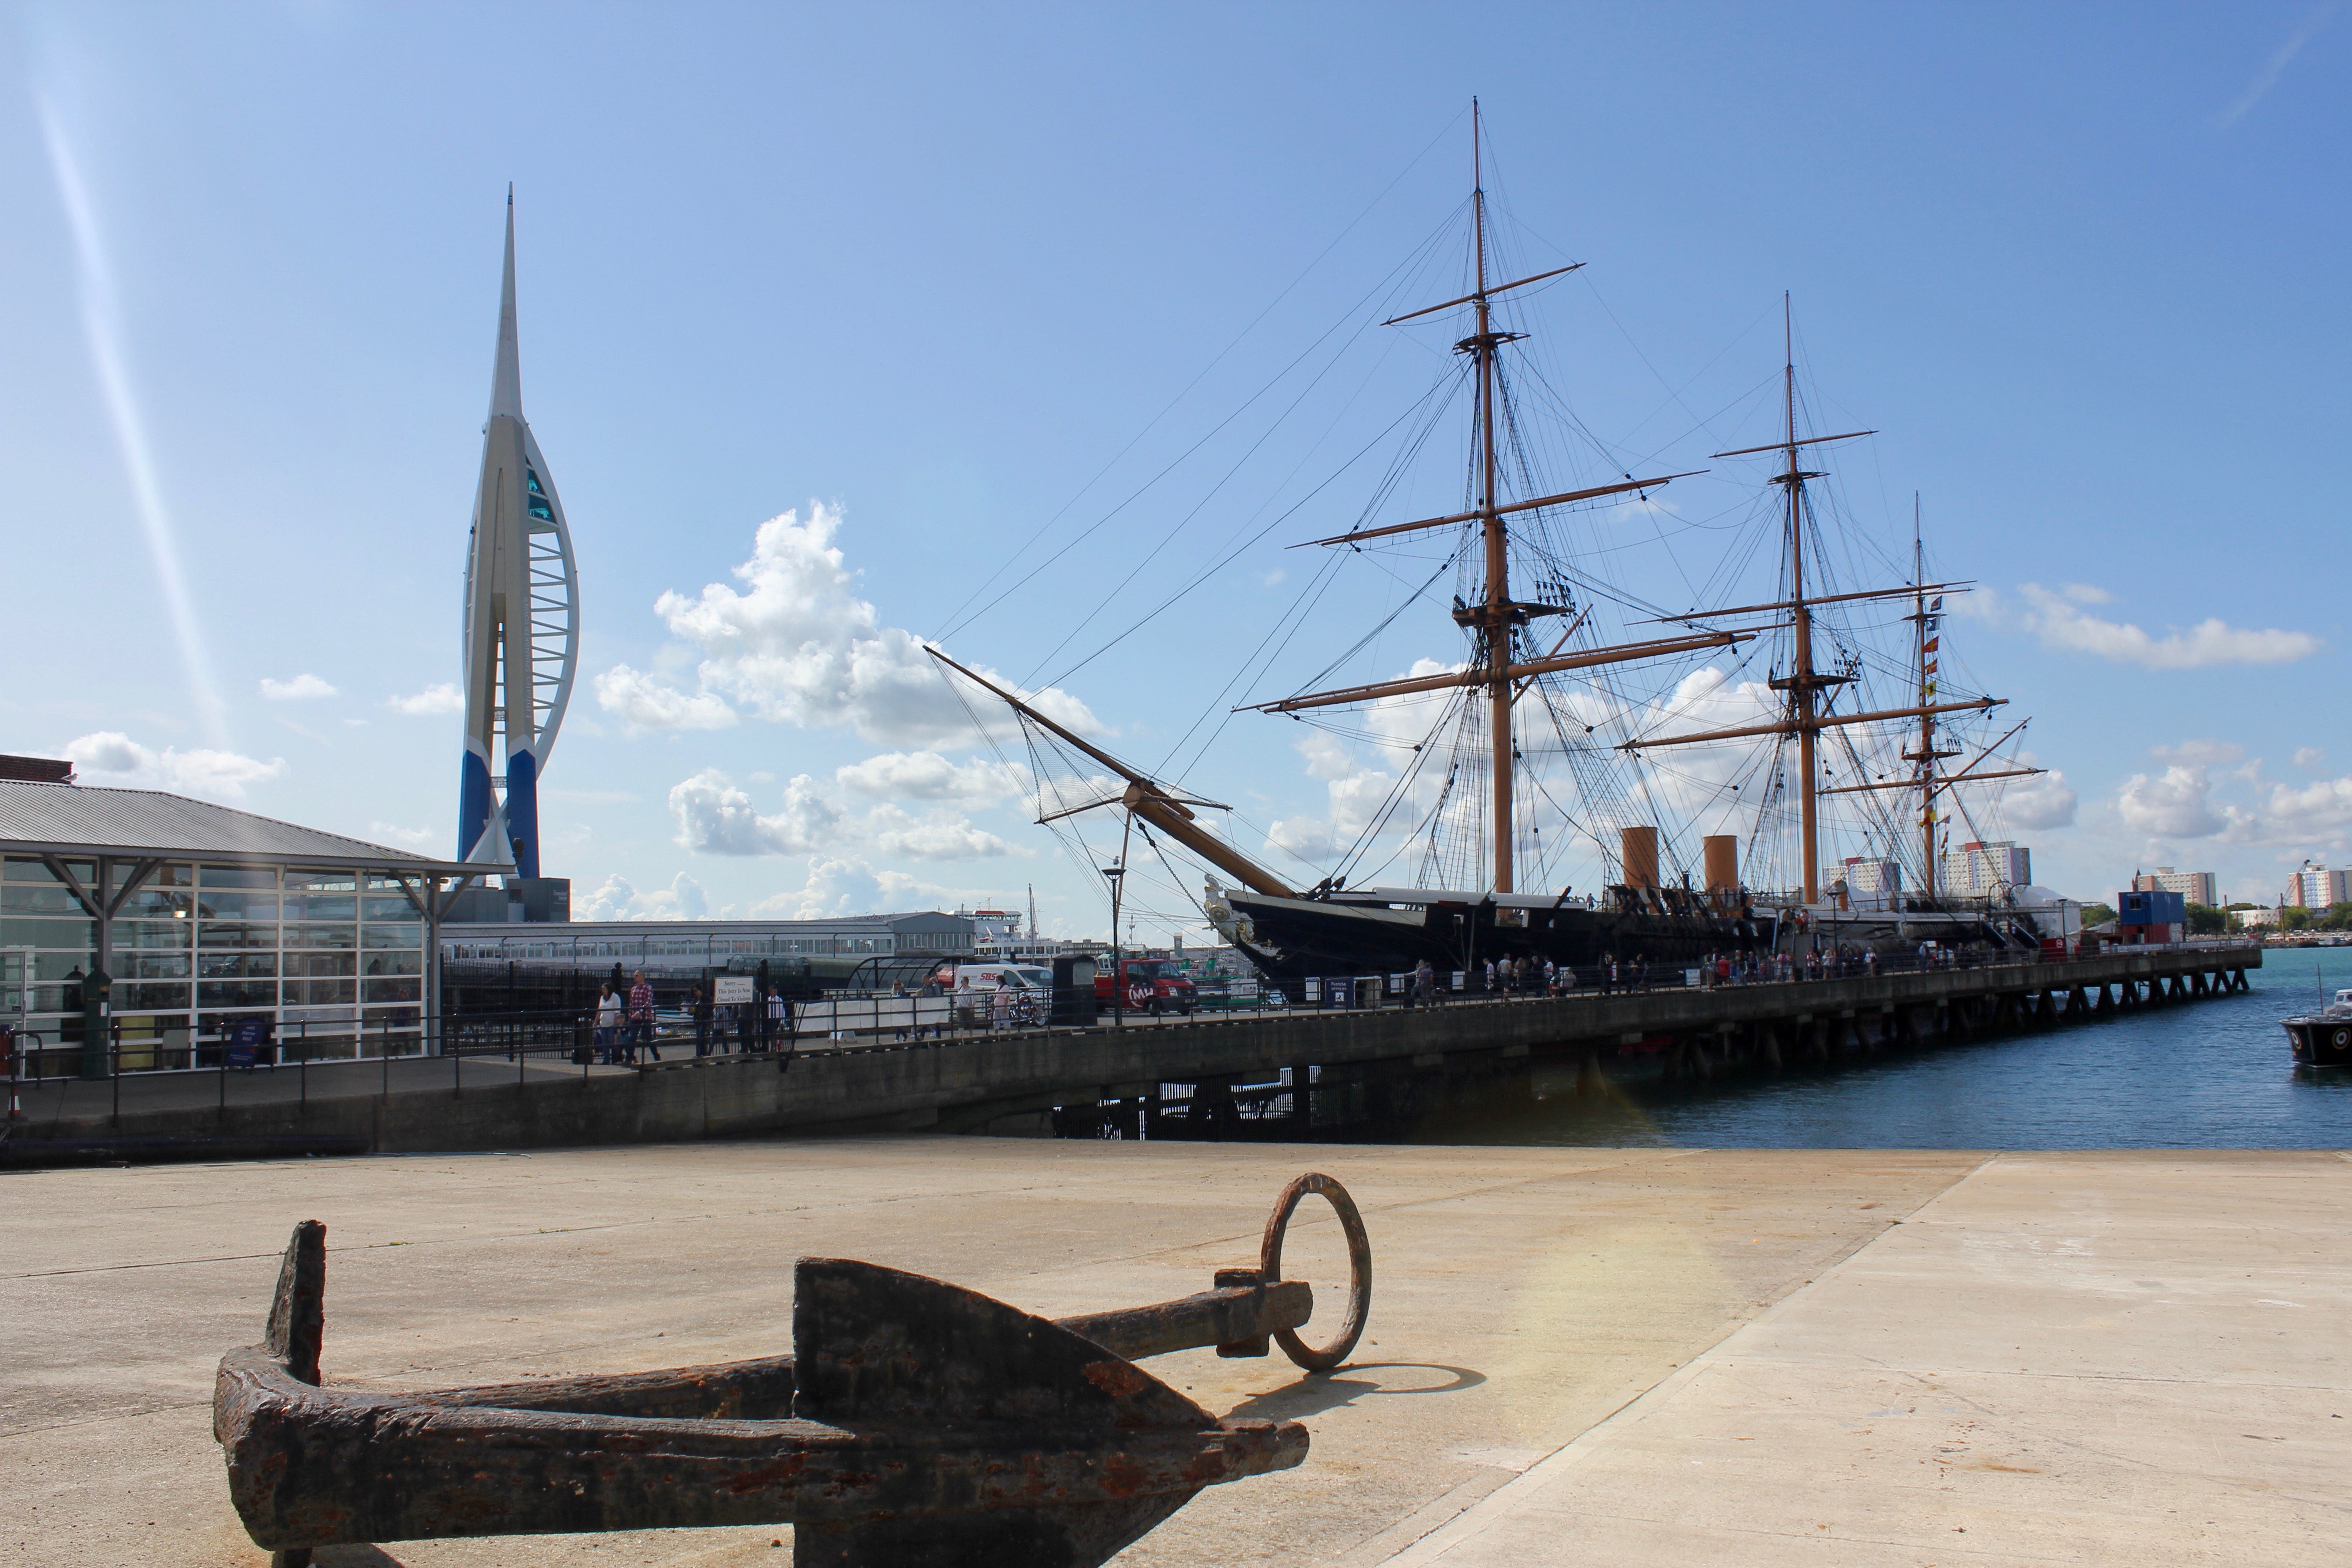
[935,107,2064,983]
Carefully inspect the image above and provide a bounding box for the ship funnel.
[1702,835,1739,910]
[1621,826,1660,890]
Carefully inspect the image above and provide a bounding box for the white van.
[929,963,1053,993]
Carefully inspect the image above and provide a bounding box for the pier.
[6,942,2257,1157]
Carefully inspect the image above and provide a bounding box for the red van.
[1093,957,1198,1016]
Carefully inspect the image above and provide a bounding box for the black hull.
[1220,891,1767,984]
[2285,1017,2352,1066]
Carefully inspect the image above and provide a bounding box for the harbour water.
[1413,948,2352,1150]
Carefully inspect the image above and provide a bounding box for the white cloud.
[2015,584,2319,670]
[63,730,284,799]
[593,666,740,733]
[2219,3,2336,127]
[1266,816,1338,861]
[594,503,1099,747]
[1998,760,2079,830]
[2294,746,2327,772]
[668,767,1019,862]
[2057,583,2112,605]
[751,856,927,920]
[366,821,436,848]
[2263,775,2352,840]
[866,804,1017,861]
[576,872,710,921]
[386,683,465,717]
[2115,765,2259,840]
[669,769,842,856]
[260,673,336,701]
[834,751,1027,804]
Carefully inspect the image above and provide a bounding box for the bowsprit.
[213,1172,1373,1567]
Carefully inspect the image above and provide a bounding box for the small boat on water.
[2283,989,2352,1066]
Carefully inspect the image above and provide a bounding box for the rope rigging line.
[931,112,1471,645]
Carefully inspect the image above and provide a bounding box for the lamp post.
[1101,864,1126,1028]
[1102,811,1134,1028]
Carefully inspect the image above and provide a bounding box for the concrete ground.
[2,1141,2343,1567]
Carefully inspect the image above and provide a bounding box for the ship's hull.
[2285,1014,2352,1066]
[1213,887,2023,984]
[1215,888,1766,983]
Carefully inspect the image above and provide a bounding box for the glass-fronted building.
[439,911,977,966]
[0,776,497,1074]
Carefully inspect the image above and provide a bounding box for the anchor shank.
[1056,1278,1313,1361]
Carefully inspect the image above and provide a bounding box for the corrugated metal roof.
[0,780,489,873]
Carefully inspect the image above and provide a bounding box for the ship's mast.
[1779,299,1822,901]
[1623,304,2030,904]
[1914,507,1936,901]
[1470,101,1515,893]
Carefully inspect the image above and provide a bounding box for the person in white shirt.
[593,984,622,1065]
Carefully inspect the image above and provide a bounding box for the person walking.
[1413,957,1435,1008]
[593,982,621,1065]
[690,983,713,1057]
[627,971,658,1063]
[766,985,790,1051]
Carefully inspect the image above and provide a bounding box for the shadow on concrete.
[317,1547,407,1566]
[1223,1362,1485,1422]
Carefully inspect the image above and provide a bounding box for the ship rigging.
[930,103,2054,975]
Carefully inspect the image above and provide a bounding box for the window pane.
[284,894,358,922]
[358,951,422,977]
[363,977,421,1004]
[31,954,93,982]
[199,866,278,889]
[285,952,357,979]
[2,886,85,916]
[198,980,277,1008]
[287,925,357,950]
[199,952,277,979]
[200,923,277,951]
[116,920,192,950]
[0,917,97,948]
[130,954,191,980]
[119,982,193,1010]
[361,922,421,949]
[286,978,357,1005]
[361,895,418,922]
[195,890,278,921]
[2,858,93,884]
[114,889,196,921]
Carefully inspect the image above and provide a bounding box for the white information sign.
[713,975,755,1005]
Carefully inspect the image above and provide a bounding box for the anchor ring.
[1260,1171,1372,1371]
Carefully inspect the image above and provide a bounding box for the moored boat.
[2283,989,2352,1065]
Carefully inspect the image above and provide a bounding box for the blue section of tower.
[458,745,495,864]
[504,749,540,878]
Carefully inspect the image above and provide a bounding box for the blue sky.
[2,2,2344,937]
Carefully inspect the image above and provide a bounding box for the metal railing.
[0,940,2260,1135]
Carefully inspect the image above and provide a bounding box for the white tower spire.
[457,188,580,879]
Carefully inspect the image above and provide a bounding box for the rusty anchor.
[215,1171,1373,1568]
